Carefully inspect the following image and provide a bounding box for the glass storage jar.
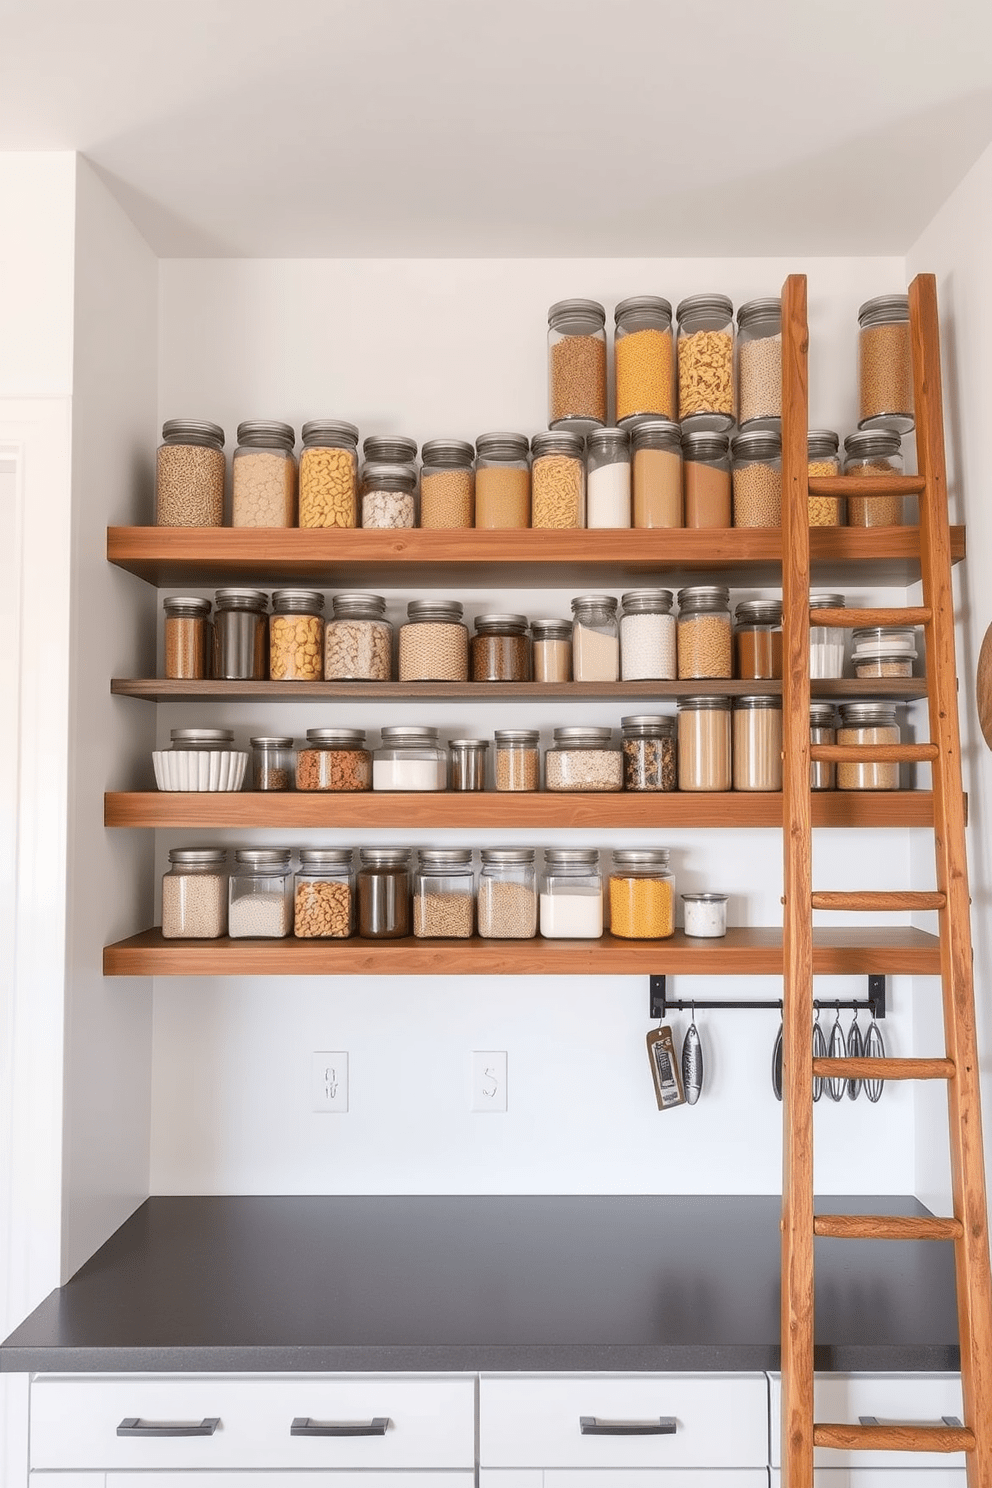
[810,592,846,678]
[548,298,607,431]
[807,430,843,526]
[373,726,447,790]
[530,431,586,529]
[232,420,296,527]
[228,848,293,939]
[735,599,783,679]
[851,625,919,678]
[631,419,683,528]
[413,849,475,938]
[677,585,732,680]
[682,432,731,528]
[837,701,901,790]
[478,848,537,939]
[540,849,603,939]
[324,592,393,680]
[620,589,676,680]
[471,613,532,682]
[810,701,837,791]
[571,594,619,682]
[545,726,622,792]
[736,297,782,429]
[361,461,417,529]
[609,849,675,940]
[449,737,489,792]
[586,427,632,528]
[156,420,225,527]
[494,729,541,792]
[398,599,468,681]
[621,714,677,792]
[677,696,732,791]
[532,619,572,682]
[161,847,228,939]
[732,695,783,791]
[299,419,359,528]
[419,439,475,529]
[732,429,782,527]
[212,589,269,680]
[357,847,411,939]
[250,735,295,791]
[682,892,728,938]
[363,434,418,465]
[844,431,904,527]
[294,848,354,939]
[614,295,675,426]
[163,595,211,679]
[296,728,371,792]
[269,589,325,681]
[475,432,531,528]
[676,294,735,432]
[858,294,914,433]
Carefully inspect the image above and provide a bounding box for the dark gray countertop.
[0,1195,959,1373]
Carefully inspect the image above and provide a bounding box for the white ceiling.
[3,0,992,257]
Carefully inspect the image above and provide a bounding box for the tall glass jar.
[586,427,632,528]
[532,619,572,682]
[419,439,475,529]
[677,696,732,791]
[571,594,619,682]
[299,419,359,528]
[676,294,735,432]
[620,589,676,680]
[363,434,418,465]
[810,592,847,678]
[682,432,731,528]
[372,726,447,790]
[545,727,622,792]
[269,589,325,681]
[361,461,417,529]
[294,849,354,938]
[296,728,371,792]
[807,430,843,526]
[732,429,782,527]
[478,848,537,939]
[228,849,293,939]
[810,702,837,791]
[677,586,732,680]
[164,596,211,679]
[609,850,675,940]
[548,299,607,431]
[471,613,532,682]
[357,848,411,939]
[614,295,675,426]
[631,419,682,528]
[732,696,783,791]
[161,848,228,939]
[232,420,296,527]
[156,419,226,527]
[844,431,904,527]
[735,599,783,680]
[324,592,392,681]
[858,294,914,433]
[530,431,586,529]
[250,735,295,791]
[212,588,269,680]
[621,714,677,792]
[413,849,475,938]
[540,849,603,939]
[449,737,489,792]
[475,432,531,528]
[736,297,782,429]
[398,599,468,681]
[494,729,541,792]
[837,702,901,790]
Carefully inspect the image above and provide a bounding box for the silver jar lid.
[677,584,730,609]
[449,737,490,750]
[586,426,630,457]
[301,419,359,448]
[621,588,673,614]
[236,419,295,449]
[168,847,227,864]
[481,847,536,862]
[331,592,387,617]
[272,588,325,614]
[363,434,417,462]
[531,430,585,459]
[809,702,837,726]
[552,726,613,744]
[420,438,475,466]
[732,429,781,461]
[682,891,728,903]
[531,619,572,640]
[474,613,529,634]
[735,599,782,626]
[214,587,268,611]
[169,727,234,745]
[164,595,211,617]
[676,293,734,323]
[379,725,440,744]
[810,591,845,610]
[548,298,606,330]
[362,460,417,491]
[858,294,910,327]
[615,294,672,326]
[852,626,918,655]
[162,418,225,447]
[838,701,899,727]
[681,431,730,461]
[677,695,732,711]
[250,736,294,748]
[807,429,840,459]
[544,848,601,865]
[630,419,682,451]
[612,848,671,866]
[359,847,410,865]
[735,694,783,710]
[737,297,782,329]
[475,431,530,460]
[494,729,540,745]
[571,593,618,614]
[299,848,353,866]
[234,848,293,867]
[406,599,464,624]
[621,714,676,735]
[844,430,902,459]
[304,728,367,746]
[418,848,474,866]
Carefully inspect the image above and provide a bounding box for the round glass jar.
[844,431,904,527]
[228,848,293,939]
[548,298,607,431]
[299,419,359,528]
[373,726,447,791]
[858,294,914,433]
[294,848,354,939]
[357,847,411,939]
[324,592,392,681]
[269,589,325,681]
[250,735,295,791]
[732,695,783,792]
[621,714,677,792]
[736,297,782,429]
[296,728,371,792]
[682,432,731,528]
[540,849,603,939]
[232,420,296,527]
[212,589,269,680]
[530,430,586,529]
[676,294,735,432]
[398,599,468,681]
[609,849,675,940]
[471,613,532,683]
[494,729,541,792]
[735,599,783,680]
[620,589,676,680]
[810,701,837,791]
[677,585,732,680]
[419,439,475,529]
[413,849,475,939]
[837,701,901,791]
[532,619,572,683]
[632,419,682,528]
[682,892,728,939]
[163,595,211,680]
[363,434,418,465]
[156,419,226,527]
[474,432,531,528]
[586,427,632,528]
[361,461,417,529]
[162,847,228,939]
[807,430,843,526]
[732,429,782,527]
[478,848,537,939]
[677,696,732,791]
[810,592,846,679]
[614,295,675,427]
[851,625,919,678]
[545,726,622,792]
[571,594,619,682]
[449,737,489,792]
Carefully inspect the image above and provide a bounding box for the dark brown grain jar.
[470,613,532,682]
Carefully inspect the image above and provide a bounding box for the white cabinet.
[770,1474,966,1487]
[107,1477,474,1488]
[483,1476,767,1488]
[769,1374,966,1469]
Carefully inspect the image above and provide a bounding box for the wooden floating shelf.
[106,525,965,590]
[103,926,942,978]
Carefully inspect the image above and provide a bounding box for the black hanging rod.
[650,973,886,1023]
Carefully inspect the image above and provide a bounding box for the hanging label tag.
[646,1025,686,1111]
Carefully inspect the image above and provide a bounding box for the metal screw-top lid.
[615,294,672,326]
[631,419,682,452]
[737,297,782,329]
[169,727,234,745]
[474,613,529,635]
[475,431,530,460]
[164,596,211,618]
[271,588,325,614]
[449,737,490,750]
[162,418,225,447]
[621,714,676,735]
[809,702,837,726]
[168,847,228,864]
[571,593,618,615]
[844,430,902,459]
[418,848,474,866]
[586,426,630,457]
[420,438,475,467]
[612,848,671,866]
[810,591,845,610]
[213,587,269,612]
[807,429,840,459]
[480,847,536,862]
[331,592,387,617]
[852,626,918,655]
[378,725,441,744]
[304,728,367,746]
[361,460,417,491]
[552,726,613,745]
[858,294,910,327]
[621,588,673,614]
[544,848,601,865]
[359,847,410,865]
[732,429,781,461]
[548,298,606,330]
[236,420,295,450]
[677,584,730,610]
[494,729,540,745]
[677,695,732,711]
[531,619,572,640]
[301,419,359,448]
[250,736,294,748]
[735,694,783,710]
[363,434,417,463]
[681,431,730,461]
[735,599,782,626]
[676,293,734,323]
[406,599,464,624]
[299,848,353,866]
[682,891,729,903]
[234,848,293,867]
[838,701,900,727]
[531,430,585,459]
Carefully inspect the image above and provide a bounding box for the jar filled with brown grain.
[413,849,475,939]
[631,419,683,527]
[212,588,269,680]
[324,592,393,681]
[232,420,296,527]
[361,461,417,529]
[545,726,623,792]
[837,701,901,790]
[736,297,782,429]
[250,735,295,792]
[844,431,904,527]
[494,729,541,792]
[471,613,532,682]
[156,419,226,527]
[731,429,782,528]
[295,849,354,939]
[398,599,469,681]
[620,589,676,680]
[478,848,537,939]
[614,295,675,426]
[810,702,837,791]
[586,426,632,528]
[419,439,475,529]
[357,847,411,939]
[621,714,677,792]
[475,432,531,528]
[609,849,675,939]
[269,589,325,681]
[531,430,586,529]
[677,585,732,680]
[548,298,607,431]
[299,419,359,528]
[161,848,228,939]
[677,695,732,791]
[682,432,731,528]
[164,595,212,679]
[296,728,372,792]
[732,695,783,792]
[735,599,782,680]
[571,594,619,682]
[807,430,843,526]
[532,619,572,682]
[676,294,735,432]
[449,737,489,792]
[858,294,914,433]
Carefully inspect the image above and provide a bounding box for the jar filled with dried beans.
[735,599,782,680]
[250,736,295,791]
[614,295,675,426]
[531,430,585,529]
[532,619,572,682]
[807,430,843,526]
[299,420,359,528]
[844,431,904,527]
[478,848,537,939]
[156,419,226,527]
[732,429,782,528]
[736,297,782,429]
[494,729,541,792]
[858,294,914,433]
[296,728,372,792]
[586,427,632,528]
[164,595,212,679]
[475,432,531,528]
[361,461,417,529]
[419,439,475,529]
[620,588,676,681]
[677,585,732,680]
[732,696,783,792]
[677,696,732,791]
[471,613,532,682]
[399,599,468,681]
[621,714,677,792]
[413,849,475,939]
[548,298,607,432]
[837,701,901,791]
[324,592,392,681]
[295,849,354,939]
[269,589,325,681]
[632,419,683,528]
[609,850,675,940]
[676,294,735,432]
[232,420,296,527]
[682,432,731,528]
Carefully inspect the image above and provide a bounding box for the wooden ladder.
[779,272,992,1488]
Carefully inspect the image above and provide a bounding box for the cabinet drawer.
[769,1374,966,1468]
[30,1375,475,1471]
[548,1473,770,1488]
[480,1375,768,1468]
[107,1476,476,1487]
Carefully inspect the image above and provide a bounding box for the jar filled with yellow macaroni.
[609,849,675,940]
[614,295,675,427]
[299,420,359,528]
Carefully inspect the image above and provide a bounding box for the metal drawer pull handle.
[117,1417,220,1438]
[579,1416,678,1436]
[291,1416,390,1437]
[860,1416,963,1427]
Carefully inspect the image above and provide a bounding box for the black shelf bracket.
[649,974,886,1022]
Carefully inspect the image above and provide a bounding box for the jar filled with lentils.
[732,696,783,792]
[269,589,325,681]
[164,595,212,679]
[295,849,355,939]
[735,599,782,680]
[471,613,532,682]
[732,429,782,528]
[621,714,677,792]
[358,848,411,939]
[419,439,475,528]
[299,419,359,528]
[736,297,782,429]
[324,592,392,681]
[156,419,225,527]
[620,588,676,680]
[677,585,732,680]
[676,294,735,432]
[858,294,914,433]
[807,430,843,526]
[475,432,531,528]
[212,588,269,680]
[844,431,904,527]
[494,729,541,792]
[677,696,732,791]
[399,599,469,681]
[250,736,295,791]
[531,430,586,529]
[586,427,632,528]
[545,726,622,792]
[614,295,675,426]
[632,419,683,527]
[449,737,489,792]
[609,849,675,940]
[810,702,837,791]
[682,432,731,528]
[361,461,417,529]
[548,298,607,431]
[296,728,371,792]
[232,420,297,527]
[413,849,475,939]
[837,701,901,790]
[571,594,619,682]
[532,619,572,682]
[478,848,537,939]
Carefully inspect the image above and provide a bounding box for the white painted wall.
[0,153,76,399]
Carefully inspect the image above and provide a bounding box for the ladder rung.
[814,1213,963,1240]
[808,475,926,498]
[810,744,938,763]
[811,891,946,911]
[808,605,932,628]
[813,1421,975,1453]
[813,1057,954,1081]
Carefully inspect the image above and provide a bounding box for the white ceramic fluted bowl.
[152,750,248,792]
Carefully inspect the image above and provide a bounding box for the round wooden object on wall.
[978,620,992,751]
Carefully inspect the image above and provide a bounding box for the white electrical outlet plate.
[472,1051,508,1112]
[312,1051,349,1113]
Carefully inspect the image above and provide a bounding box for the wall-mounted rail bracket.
[649,974,886,1021]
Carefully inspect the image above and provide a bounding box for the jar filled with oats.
[295,849,355,939]
[494,729,541,792]
[632,419,683,528]
[843,431,904,527]
[232,420,296,527]
[545,727,622,792]
[531,430,586,529]
[837,701,901,790]
[858,294,914,433]
[269,589,325,680]
[413,849,475,939]
[299,420,359,528]
[324,592,393,681]
[677,585,732,680]
[475,432,531,528]
[156,419,226,527]
[398,599,468,681]
[548,298,607,431]
[676,294,735,432]
[731,429,782,528]
[614,295,675,426]
[807,430,843,526]
[736,297,782,429]
[361,461,418,529]
[420,439,475,529]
